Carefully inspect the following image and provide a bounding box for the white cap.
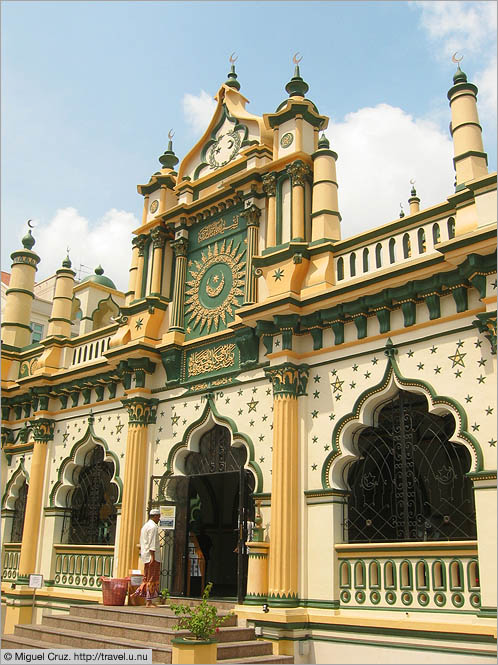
[150,508,160,515]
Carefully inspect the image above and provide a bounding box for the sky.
[2,1,496,291]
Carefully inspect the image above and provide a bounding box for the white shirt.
[139,518,160,564]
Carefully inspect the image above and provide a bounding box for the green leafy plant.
[170,582,231,641]
[159,588,170,603]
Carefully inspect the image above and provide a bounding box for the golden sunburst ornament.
[185,238,246,334]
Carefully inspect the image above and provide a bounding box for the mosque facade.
[1,61,496,663]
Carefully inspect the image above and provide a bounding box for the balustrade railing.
[51,544,114,590]
[2,543,21,581]
[336,541,480,611]
[70,336,111,367]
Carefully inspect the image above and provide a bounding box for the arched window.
[65,446,118,545]
[403,233,411,258]
[337,257,344,281]
[375,243,382,268]
[447,217,456,239]
[417,228,426,254]
[432,223,441,245]
[389,238,396,264]
[362,248,369,273]
[10,479,28,542]
[350,253,356,277]
[345,391,476,543]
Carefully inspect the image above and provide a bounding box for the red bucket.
[100,577,130,606]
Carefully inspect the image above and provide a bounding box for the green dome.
[318,133,330,149]
[453,64,467,84]
[225,63,241,91]
[22,229,36,250]
[285,64,309,98]
[80,265,116,289]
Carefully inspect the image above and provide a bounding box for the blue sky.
[2,1,496,289]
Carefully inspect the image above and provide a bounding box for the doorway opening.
[150,424,255,602]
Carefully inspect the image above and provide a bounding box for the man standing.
[133,508,161,607]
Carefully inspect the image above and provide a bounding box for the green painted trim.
[164,394,263,493]
[322,342,484,488]
[4,288,35,298]
[432,559,447,591]
[310,208,340,219]
[1,459,29,509]
[339,561,351,589]
[0,322,32,332]
[312,149,338,161]
[266,101,327,129]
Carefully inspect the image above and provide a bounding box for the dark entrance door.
[149,425,254,602]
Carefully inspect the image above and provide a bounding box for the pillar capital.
[29,418,55,443]
[122,396,159,426]
[262,172,277,197]
[242,204,261,228]
[265,363,309,398]
[171,237,189,257]
[150,225,168,249]
[286,160,311,187]
[132,234,148,257]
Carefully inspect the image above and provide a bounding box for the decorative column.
[286,160,311,242]
[133,234,148,300]
[169,235,189,332]
[46,255,76,338]
[116,397,158,577]
[264,363,309,606]
[262,173,277,248]
[243,205,261,305]
[311,134,341,242]
[408,184,420,215]
[126,238,141,304]
[149,226,168,296]
[1,229,40,348]
[18,418,55,579]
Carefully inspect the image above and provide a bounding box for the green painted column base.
[267,592,299,607]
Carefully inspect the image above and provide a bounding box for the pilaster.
[262,173,277,248]
[169,234,189,332]
[116,396,158,577]
[133,234,148,300]
[286,160,311,242]
[149,226,168,296]
[243,205,261,305]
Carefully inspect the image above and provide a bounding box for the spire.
[158,130,179,170]
[225,52,240,91]
[399,203,405,218]
[22,228,35,251]
[285,53,309,98]
[408,180,420,214]
[317,133,330,149]
[62,249,72,269]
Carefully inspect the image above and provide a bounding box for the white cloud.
[182,90,217,136]
[326,104,454,236]
[34,207,139,291]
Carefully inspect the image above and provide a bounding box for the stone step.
[70,603,238,628]
[43,613,254,645]
[12,624,172,662]
[226,656,294,664]
[216,639,273,660]
[169,596,236,611]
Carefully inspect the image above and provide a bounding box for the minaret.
[311,133,341,241]
[408,183,420,214]
[447,62,488,190]
[1,227,40,348]
[46,254,76,338]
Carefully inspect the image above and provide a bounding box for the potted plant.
[158,588,170,605]
[170,582,232,664]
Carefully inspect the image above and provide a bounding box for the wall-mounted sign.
[160,505,176,530]
[29,574,43,589]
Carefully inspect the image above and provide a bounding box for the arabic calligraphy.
[188,344,236,377]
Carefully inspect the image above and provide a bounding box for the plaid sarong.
[132,560,160,601]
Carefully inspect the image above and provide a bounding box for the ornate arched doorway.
[151,424,255,603]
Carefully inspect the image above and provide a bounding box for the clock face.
[208,130,242,169]
[149,199,159,214]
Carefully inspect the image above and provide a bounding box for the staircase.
[2,598,293,664]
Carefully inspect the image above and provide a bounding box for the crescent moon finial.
[452,52,463,64]
[168,129,174,140]
[293,52,303,65]
[229,52,238,64]
[410,178,416,185]
[27,219,34,229]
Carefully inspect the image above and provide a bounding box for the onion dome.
[317,133,330,149]
[62,254,72,268]
[22,229,36,250]
[453,64,467,84]
[225,62,241,91]
[80,265,116,289]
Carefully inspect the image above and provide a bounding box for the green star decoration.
[471,423,480,431]
[350,381,356,389]
[489,439,497,447]
[324,444,330,451]
[311,410,318,418]
[273,268,284,281]
[364,371,371,379]
[313,390,320,399]
[155,458,159,464]
[477,358,487,367]
[407,350,414,358]
[171,414,180,426]
[474,340,482,348]
[311,464,317,470]
[448,348,466,368]
[477,375,486,384]
[352,364,359,371]
[238,409,243,416]
[336,394,342,401]
[259,435,264,442]
[371,357,378,365]
[312,436,318,443]
[417,363,424,370]
[430,346,438,354]
[262,415,268,422]
[195,404,200,410]
[454,370,462,378]
[465,395,473,403]
[247,399,259,412]
[313,375,321,383]
[331,376,344,393]
[238,390,243,396]
[249,420,255,427]
[135,318,144,330]
[266,388,271,395]
[434,367,441,374]
[331,369,337,376]
[485,406,493,415]
[63,432,69,442]
[225,397,230,404]
[259,457,265,463]
[492,280,497,289]
[457,340,464,348]
[329,414,335,420]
